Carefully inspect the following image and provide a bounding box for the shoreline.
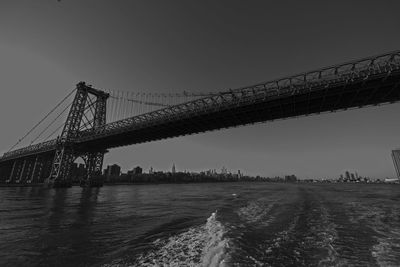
[0,181,398,188]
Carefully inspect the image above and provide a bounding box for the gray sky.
[1,0,400,179]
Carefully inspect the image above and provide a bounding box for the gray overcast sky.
[1,0,400,179]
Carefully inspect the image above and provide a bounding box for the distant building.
[149,167,154,174]
[392,149,400,178]
[345,171,351,180]
[285,175,297,183]
[172,164,176,174]
[127,166,142,175]
[104,164,121,177]
[221,166,227,175]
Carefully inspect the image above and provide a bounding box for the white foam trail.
[316,205,347,267]
[134,211,230,267]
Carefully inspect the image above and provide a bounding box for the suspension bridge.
[0,50,399,187]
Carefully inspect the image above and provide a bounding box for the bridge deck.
[1,50,400,161]
[78,71,400,150]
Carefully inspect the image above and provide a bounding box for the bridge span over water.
[1,50,399,187]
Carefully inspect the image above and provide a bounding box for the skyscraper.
[392,149,400,179]
[104,164,121,177]
[172,164,176,174]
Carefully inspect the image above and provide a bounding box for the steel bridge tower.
[47,82,109,187]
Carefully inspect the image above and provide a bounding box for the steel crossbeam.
[74,51,400,146]
[0,51,399,182]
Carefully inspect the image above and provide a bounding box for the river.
[0,183,399,266]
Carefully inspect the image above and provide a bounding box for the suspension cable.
[29,102,73,145]
[8,88,76,152]
[44,123,64,142]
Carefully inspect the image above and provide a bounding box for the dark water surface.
[0,183,399,266]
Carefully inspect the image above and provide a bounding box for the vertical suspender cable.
[123,91,126,119]
[110,90,114,122]
[140,93,143,114]
[141,93,144,114]
[124,91,128,118]
[149,93,152,112]
[115,91,119,121]
[120,91,123,119]
[117,91,121,120]
[130,91,134,117]
[107,90,111,122]
[117,91,120,120]
[110,91,114,122]
[143,93,146,113]
[146,93,149,113]
[111,91,115,122]
[138,93,141,115]
[126,91,129,118]
[121,91,125,119]
[134,93,137,116]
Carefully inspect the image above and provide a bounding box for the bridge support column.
[45,82,109,188]
[6,161,17,183]
[16,159,26,183]
[8,160,24,183]
[0,162,13,183]
[27,155,40,184]
[37,156,50,183]
[47,147,75,188]
[80,151,105,187]
[21,159,34,184]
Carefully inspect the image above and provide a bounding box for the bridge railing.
[4,51,399,158]
[75,50,400,142]
[228,50,400,99]
[0,139,58,161]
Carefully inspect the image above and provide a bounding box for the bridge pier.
[7,161,16,183]
[45,82,109,188]
[0,161,13,183]
[7,160,24,183]
[20,158,34,183]
[79,151,105,187]
[46,150,106,188]
[47,147,74,188]
[26,155,39,184]
[15,159,27,183]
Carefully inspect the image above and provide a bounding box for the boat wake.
[236,200,277,227]
[133,211,230,267]
[347,202,400,266]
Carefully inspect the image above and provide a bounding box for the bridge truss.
[0,50,399,187]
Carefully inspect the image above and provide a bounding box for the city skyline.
[100,161,394,182]
[1,1,400,179]
[77,160,395,184]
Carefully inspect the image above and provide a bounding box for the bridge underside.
[1,51,399,187]
[79,74,400,150]
[0,151,54,184]
[0,150,105,185]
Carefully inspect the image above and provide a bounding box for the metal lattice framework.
[46,82,109,187]
[0,50,400,186]
[76,50,400,148]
